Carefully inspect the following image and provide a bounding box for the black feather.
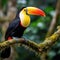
[1,47,11,58]
[5,17,26,39]
[1,12,26,58]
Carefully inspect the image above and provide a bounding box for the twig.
[45,0,60,38]
[0,17,10,23]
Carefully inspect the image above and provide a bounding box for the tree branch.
[0,27,60,56]
[0,38,39,53]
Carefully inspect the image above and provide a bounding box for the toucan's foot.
[1,47,11,58]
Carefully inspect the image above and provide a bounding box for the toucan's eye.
[24,8,29,15]
[24,9,26,11]
[26,8,29,15]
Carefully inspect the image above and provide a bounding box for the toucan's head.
[19,7,46,27]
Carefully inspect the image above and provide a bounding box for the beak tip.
[44,14,46,17]
[40,14,46,17]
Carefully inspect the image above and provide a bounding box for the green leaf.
[44,6,54,13]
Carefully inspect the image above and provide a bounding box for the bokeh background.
[0,0,60,60]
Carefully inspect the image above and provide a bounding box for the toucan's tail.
[1,47,11,58]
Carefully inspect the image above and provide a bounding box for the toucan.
[1,7,45,58]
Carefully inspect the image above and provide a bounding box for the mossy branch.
[0,26,60,55]
[0,38,39,52]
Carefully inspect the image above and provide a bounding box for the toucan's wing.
[5,18,20,40]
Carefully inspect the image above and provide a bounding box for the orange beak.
[26,7,46,17]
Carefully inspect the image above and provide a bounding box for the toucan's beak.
[26,7,46,17]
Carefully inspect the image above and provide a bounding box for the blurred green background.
[0,0,60,60]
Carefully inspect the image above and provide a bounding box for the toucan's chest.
[5,18,26,39]
[11,23,26,38]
